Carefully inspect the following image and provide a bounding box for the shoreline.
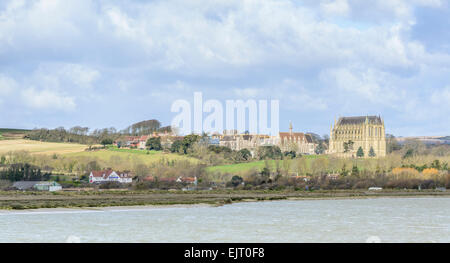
[0,190,449,211]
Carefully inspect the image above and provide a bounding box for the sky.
[0,0,449,137]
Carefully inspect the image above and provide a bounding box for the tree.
[403,149,414,159]
[369,146,376,157]
[101,138,113,147]
[146,137,162,151]
[181,134,200,154]
[283,150,296,159]
[431,160,441,170]
[356,146,364,158]
[256,146,282,160]
[170,140,184,153]
[343,140,354,153]
[315,141,325,154]
[340,163,348,177]
[351,165,359,177]
[230,175,244,187]
[236,148,252,161]
[386,134,401,153]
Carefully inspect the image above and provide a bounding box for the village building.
[219,133,276,152]
[12,181,62,191]
[328,115,386,157]
[89,170,133,184]
[116,131,182,149]
[275,122,317,155]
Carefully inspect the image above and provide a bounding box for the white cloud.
[233,88,260,98]
[58,64,100,89]
[320,67,403,105]
[431,86,450,108]
[0,74,16,95]
[21,87,76,111]
[321,0,350,16]
[0,0,448,134]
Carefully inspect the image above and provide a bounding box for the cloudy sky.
[0,0,449,136]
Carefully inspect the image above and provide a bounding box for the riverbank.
[0,189,449,210]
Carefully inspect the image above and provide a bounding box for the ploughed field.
[0,139,89,155]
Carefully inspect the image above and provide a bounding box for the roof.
[90,170,132,179]
[144,176,154,181]
[180,177,196,183]
[159,177,177,182]
[91,170,115,178]
[12,181,41,190]
[279,132,305,140]
[305,134,314,143]
[337,116,382,125]
[35,181,61,186]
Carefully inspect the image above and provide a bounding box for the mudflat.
[0,189,449,210]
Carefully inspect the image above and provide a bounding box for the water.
[0,197,449,243]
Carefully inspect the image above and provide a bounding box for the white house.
[89,170,133,184]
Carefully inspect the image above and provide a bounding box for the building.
[117,131,183,150]
[219,133,276,152]
[89,170,133,184]
[120,135,150,149]
[34,181,62,191]
[328,115,386,157]
[275,122,317,155]
[12,181,62,191]
[210,123,316,155]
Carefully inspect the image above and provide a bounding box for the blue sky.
[0,0,449,137]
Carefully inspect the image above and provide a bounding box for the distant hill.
[396,136,450,145]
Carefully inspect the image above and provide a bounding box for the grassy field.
[106,146,160,155]
[207,155,321,174]
[207,160,275,173]
[0,139,89,155]
[66,148,199,167]
[0,139,198,172]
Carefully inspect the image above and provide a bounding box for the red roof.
[180,177,196,183]
[144,176,154,181]
[91,170,114,178]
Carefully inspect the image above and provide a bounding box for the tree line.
[24,119,171,145]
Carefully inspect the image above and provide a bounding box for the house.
[34,181,62,191]
[12,181,62,191]
[122,135,150,149]
[89,170,133,184]
[326,174,339,180]
[157,177,178,183]
[176,176,197,184]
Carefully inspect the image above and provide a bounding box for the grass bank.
[1,189,448,210]
[207,155,321,174]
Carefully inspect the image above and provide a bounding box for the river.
[0,197,449,242]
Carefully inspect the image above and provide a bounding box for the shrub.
[391,167,420,177]
[422,168,439,178]
[99,181,125,189]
